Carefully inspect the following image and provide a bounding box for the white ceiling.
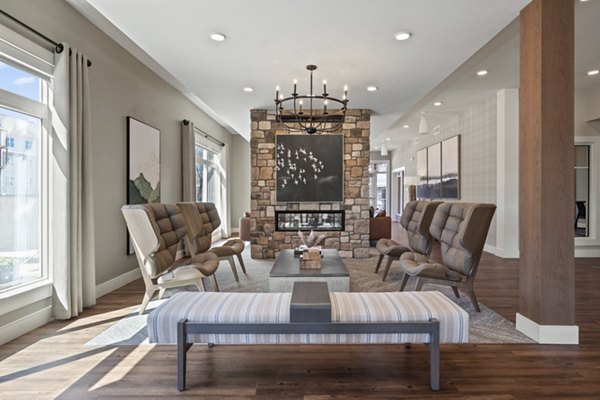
[66,0,532,141]
[375,0,600,151]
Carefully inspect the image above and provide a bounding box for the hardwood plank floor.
[1,223,599,399]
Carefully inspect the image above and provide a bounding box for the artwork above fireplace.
[275,211,345,232]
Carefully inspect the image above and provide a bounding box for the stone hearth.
[250,109,371,259]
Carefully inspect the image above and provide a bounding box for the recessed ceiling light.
[367,86,378,92]
[394,32,412,41]
[243,87,254,92]
[210,32,227,42]
[477,70,488,76]
[403,124,410,129]
[588,69,599,76]
[433,101,443,107]
[373,146,378,150]
[386,137,391,141]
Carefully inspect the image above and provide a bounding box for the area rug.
[87,249,534,346]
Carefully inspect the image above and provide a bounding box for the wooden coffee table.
[268,249,350,292]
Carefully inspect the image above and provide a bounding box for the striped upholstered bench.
[148,289,468,391]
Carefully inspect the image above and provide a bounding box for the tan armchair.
[122,204,220,314]
[375,201,442,281]
[178,202,247,281]
[399,202,496,312]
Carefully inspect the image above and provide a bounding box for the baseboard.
[0,306,53,346]
[574,247,600,257]
[95,268,141,299]
[516,313,579,344]
[484,244,519,258]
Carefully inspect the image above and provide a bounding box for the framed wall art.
[441,135,460,199]
[126,116,161,254]
[275,134,343,202]
[427,142,441,199]
[416,147,428,199]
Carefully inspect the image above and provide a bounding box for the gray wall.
[0,0,239,286]
[391,94,498,246]
[230,134,251,228]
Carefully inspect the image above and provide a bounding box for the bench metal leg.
[429,318,440,391]
[177,319,192,391]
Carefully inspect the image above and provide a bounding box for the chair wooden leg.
[451,286,460,298]
[212,274,220,292]
[465,288,480,312]
[399,273,410,291]
[139,289,156,315]
[382,256,397,282]
[375,254,385,273]
[236,253,247,274]
[227,256,239,282]
[415,278,425,291]
[158,288,166,299]
[201,278,207,292]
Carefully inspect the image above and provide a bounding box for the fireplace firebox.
[275,211,345,232]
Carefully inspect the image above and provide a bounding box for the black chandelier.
[275,65,348,134]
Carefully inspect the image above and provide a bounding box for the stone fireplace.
[250,109,371,259]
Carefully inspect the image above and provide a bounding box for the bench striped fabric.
[148,291,468,344]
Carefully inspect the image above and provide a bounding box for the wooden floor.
[1,223,600,399]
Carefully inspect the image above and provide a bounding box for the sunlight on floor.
[88,345,155,391]
[57,307,137,332]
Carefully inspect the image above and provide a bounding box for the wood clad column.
[518,0,577,343]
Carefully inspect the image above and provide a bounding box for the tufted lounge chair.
[122,204,220,314]
[375,201,442,281]
[178,202,247,282]
[399,202,496,312]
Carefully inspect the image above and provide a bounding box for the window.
[0,58,49,292]
[369,161,389,212]
[0,61,42,102]
[195,132,226,240]
[575,145,590,237]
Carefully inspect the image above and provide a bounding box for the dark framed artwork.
[416,148,428,199]
[127,116,161,254]
[427,143,441,199]
[441,135,460,199]
[275,134,343,202]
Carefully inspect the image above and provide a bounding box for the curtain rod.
[0,9,92,67]
[183,119,225,147]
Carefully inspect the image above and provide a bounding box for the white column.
[495,89,519,258]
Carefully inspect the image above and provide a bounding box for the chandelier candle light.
[275,65,349,134]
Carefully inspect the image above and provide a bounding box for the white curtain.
[181,120,196,201]
[51,43,95,319]
[220,143,231,237]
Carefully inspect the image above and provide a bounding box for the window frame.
[0,54,51,294]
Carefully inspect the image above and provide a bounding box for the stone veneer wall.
[250,109,371,259]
